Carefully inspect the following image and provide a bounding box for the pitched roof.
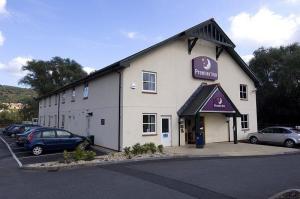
[37,18,260,100]
[177,83,241,116]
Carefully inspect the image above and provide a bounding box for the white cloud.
[120,30,149,41]
[0,31,4,46]
[241,54,254,64]
[83,66,96,74]
[0,56,32,77]
[282,0,300,3]
[0,0,8,15]
[229,7,300,46]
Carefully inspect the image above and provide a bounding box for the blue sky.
[0,0,300,87]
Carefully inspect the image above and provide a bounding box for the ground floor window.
[241,114,249,130]
[143,114,156,134]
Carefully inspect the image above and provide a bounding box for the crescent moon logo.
[215,97,222,105]
[203,58,211,71]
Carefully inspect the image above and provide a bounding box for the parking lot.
[0,133,106,165]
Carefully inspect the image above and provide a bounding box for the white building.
[38,18,260,151]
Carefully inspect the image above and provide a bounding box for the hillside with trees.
[0,85,36,104]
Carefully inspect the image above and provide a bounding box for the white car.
[248,127,300,148]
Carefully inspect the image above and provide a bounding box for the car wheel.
[32,146,43,156]
[249,136,258,144]
[284,139,295,148]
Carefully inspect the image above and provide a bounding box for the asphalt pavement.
[0,139,300,199]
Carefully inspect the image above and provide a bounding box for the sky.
[0,0,300,87]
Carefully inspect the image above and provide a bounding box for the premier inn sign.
[192,56,218,81]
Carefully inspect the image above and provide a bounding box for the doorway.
[161,116,172,146]
[185,116,205,144]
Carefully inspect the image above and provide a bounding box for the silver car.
[248,127,300,148]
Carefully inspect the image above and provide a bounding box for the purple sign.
[192,56,218,81]
[201,88,235,113]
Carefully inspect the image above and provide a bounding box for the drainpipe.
[178,118,181,146]
[57,94,60,128]
[117,71,122,152]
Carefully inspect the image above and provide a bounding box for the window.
[42,130,56,138]
[55,94,58,105]
[240,84,248,100]
[49,96,51,107]
[261,128,273,133]
[48,115,51,127]
[71,88,76,102]
[143,114,156,134]
[61,115,65,129]
[241,114,249,130]
[54,114,57,127]
[83,83,89,99]
[142,71,157,93]
[56,130,71,138]
[62,91,66,104]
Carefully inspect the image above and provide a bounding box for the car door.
[258,128,273,142]
[42,130,58,150]
[56,130,73,149]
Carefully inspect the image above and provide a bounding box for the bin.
[87,135,95,145]
[195,132,204,148]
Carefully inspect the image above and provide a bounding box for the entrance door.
[161,116,171,146]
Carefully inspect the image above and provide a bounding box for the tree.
[249,43,300,128]
[19,57,88,95]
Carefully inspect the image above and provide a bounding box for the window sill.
[142,133,157,136]
[242,128,250,132]
[83,97,88,100]
[240,98,248,101]
[142,91,157,94]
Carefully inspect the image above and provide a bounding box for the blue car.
[24,128,88,155]
[3,124,21,135]
[6,124,40,137]
[16,127,42,146]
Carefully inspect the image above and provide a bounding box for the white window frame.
[71,88,76,102]
[142,71,157,93]
[240,84,248,100]
[241,114,249,130]
[83,83,89,99]
[62,91,66,104]
[142,113,157,135]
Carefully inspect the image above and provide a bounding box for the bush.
[148,142,156,154]
[132,143,142,156]
[63,147,96,162]
[157,145,163,153]
[124,146,131,156]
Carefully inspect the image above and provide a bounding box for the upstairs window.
[142,71,157,93]
[240,84,248,100]
[83,83,89,99]
[62,91,66,104]
[71,88,76,102]
[49,96,51,107]
[55,94,58,105]
[241,114,249,130]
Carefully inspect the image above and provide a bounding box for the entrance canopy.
[177,84,241,117]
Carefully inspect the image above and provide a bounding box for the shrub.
[148,142,156,154]
[132,143,142,156]
[157,145,163,153]
[84,150,96,161]
[124,146,131,156]
[74,147,85,161]
[63,150,72,164]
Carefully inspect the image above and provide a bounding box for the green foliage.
[124,143,162,159]
[124,146,131,157]
[19,56,88,95]
[0,85,36,104]
[132,143,142,156]
[63,148,96,162]
[157,145,163,153]
[249,43,300,127]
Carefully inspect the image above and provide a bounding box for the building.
[38,18,260,151]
